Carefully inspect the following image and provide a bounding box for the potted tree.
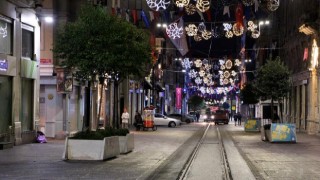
[54,4,152,160]
[255,57,295,142]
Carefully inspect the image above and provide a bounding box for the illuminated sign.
[0,59,8,72]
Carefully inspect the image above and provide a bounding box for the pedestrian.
[121,108,129,129]
[237,112,242,126]
[234,113,238,126]
[134,111,143,131]
[196,111,200,122]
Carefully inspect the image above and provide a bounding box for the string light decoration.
[185,4,196,15]
[146,0,171,11]
[202,30,212,40]
[185,24,198,36]
[232,23,244,36]
[194,35,202,41]
[225,59,233,69]
[267,0,280,11]
[182,58,192,69]
[251,29,260,38]
[242,0,254,6]
[189,69,198,78]
[166,22,183,39]
[247,21,257,31]
[235,59,241,66]
[175,0,190,7]
[223,23,232,31]
[194,59,203,67]
[225,31,233,38]
[196,0,210,12]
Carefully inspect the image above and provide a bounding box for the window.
[0,16,13,55]
[22,24,34,60]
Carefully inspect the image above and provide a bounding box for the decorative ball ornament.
[225,60,233,69]
[242,0,254,6]
[196,0,210,12]
[202,30,212,40]
[233,23,244,36]
[175,0,190,7]
[185,24,198,36]
[267,0,280,11]
[166,22,183,39]
[251,29,260,38]
[185,4,197,15]
[146,0,171,11]
[194,35,202,41]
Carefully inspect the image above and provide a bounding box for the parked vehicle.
[167,113,195,123]
[204,110,229,125]
[154,113,181,127]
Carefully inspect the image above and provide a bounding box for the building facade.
[0,0,41,145]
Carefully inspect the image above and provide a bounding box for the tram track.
[178,123,232,180]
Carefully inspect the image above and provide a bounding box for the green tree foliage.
[240,82,259,105]
[53,4,152,80]
[254,57,291,122]
[188,95,205,111]
[52,4,152,129]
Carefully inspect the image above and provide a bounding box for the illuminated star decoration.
[146,0,171,11]
[166,22,183,39]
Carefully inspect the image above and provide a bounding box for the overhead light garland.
[166,22,183,39]
[146,0,171,11]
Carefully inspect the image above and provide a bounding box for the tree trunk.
[271,98,274,123]
[83,81,91,131]
[96,79,104,129]
[113,81,120,129]
[279,98,283,123]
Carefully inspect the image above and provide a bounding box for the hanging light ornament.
[251,29,260,38]
[231,70,237,77]
[195,77,203,85]
[267,0,280,11]
[185,24,198,36]
[166,22,183,39]
[223,79,229,85]
[146,0,171,11]
[185,4,197,15]
[247,21,257,32]
[204,64,212,71]
[194,35,202,41]
[189,69,198,78]
[198,22,206,33]
[199,86,206,94]
[242,0,254,6]
[196,0,210,12]
[203,77,209,84]
[175,0,190,7]
[202,59,209,64]
[182,58,191,69]
[194,59,202,67]
[199,70,206,77]
[224,71,231,78]
[211,26,220,38]
[223,23,232,31]
[225,59,233,69]
[202,30,212,40]
[233,23,244,36]
[235,59,241,66]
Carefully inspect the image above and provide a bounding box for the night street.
[1,122,320,179]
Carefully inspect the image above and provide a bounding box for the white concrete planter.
[63,136,120,160]
[119,133,134,154]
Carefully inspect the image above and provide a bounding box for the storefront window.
[0,16,13,55]
[22,24,34,60]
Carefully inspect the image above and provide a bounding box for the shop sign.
[0,59,8,72]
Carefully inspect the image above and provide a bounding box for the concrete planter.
[63,136,120,160]
[119,133,134,154]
